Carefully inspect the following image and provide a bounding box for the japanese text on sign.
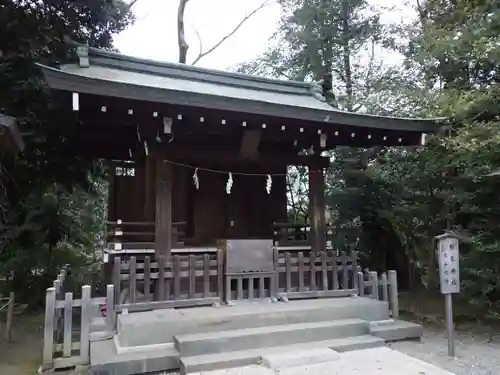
[438,237,460,294]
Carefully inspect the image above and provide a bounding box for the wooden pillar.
[107,162,116,221]
[309,167,326,253]
[155,155,173,258]
[144,155,156,221]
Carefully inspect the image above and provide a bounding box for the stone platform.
[188,347,456,375]
[90,297,423,375]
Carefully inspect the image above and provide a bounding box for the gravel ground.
[389,326,500,375]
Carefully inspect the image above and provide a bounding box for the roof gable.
[37,44,445,135]
[85,47,323,97]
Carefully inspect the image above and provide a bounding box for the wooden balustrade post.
[4,292,14,341]
[80,286,91,362]
[43,287,56,369]
[388,270,399,318]
[106,285,116,331]
[369,271,379,299]
[381,273,388,302]
[357,272,365,296]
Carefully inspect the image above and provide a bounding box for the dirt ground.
[0,313,44,375]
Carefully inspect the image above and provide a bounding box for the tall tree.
[0,0,135,306]
[238,0,390,112]
[372,0,500,308]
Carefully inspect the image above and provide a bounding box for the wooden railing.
[273,222,334,247]
[358,269,399,318]
[42,260,400,371]
[0,292,14,341]
[106,220,186,250]
[275,249,358,301]
[43,269,115,370]
[113,251,224,312]
[273,222,309,246]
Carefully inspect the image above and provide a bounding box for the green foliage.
[237,0,394,112]
[286,166,309,224]
[0,0,134,307]
[242,0,500,317]
[380,0,500,316]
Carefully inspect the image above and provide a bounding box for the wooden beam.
[155,155,173,258]
[240,130,261,159]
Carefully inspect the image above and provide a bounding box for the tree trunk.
[426,244,438,290]
[341,0,353,111]
[177,0,189,63]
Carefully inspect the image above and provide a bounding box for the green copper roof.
[38,45,444,133]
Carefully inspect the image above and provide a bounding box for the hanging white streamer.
[266,174,272,194]
[143,141,148,156]
[163,117,173,134]
[226,172,233,194]
[320,133,327,148]
[192,168,199,190]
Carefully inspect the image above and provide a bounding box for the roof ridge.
[81,46,321,97]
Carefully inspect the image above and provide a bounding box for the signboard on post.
[436,232,461,358]
[437,234,460,294]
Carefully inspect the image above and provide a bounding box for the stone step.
[175,318,368,357]
[90,339,179,375]
[180,335,385,374]
[369,319,423,341]
[118,297,390,347]
[260,348,340,369]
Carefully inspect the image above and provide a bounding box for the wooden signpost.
[436,232,460,357]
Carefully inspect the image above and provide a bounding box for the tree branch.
[177,0,190,63]
[191,0,269,65]
[364,38,376,95]
[415,0,427,24]
[193,26,203,62]
[122,0,141,14]
[128,0,141,8]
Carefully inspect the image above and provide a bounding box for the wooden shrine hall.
[38,45,443,307]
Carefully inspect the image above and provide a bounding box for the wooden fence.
[42,258,400,370]
[357,269,399,318]
[113,251,224,312]
[43,269,115,370]
[275,250,358,301]
[106,220,187,250]
[273,222,335,248]
[111,249,398,310]
[0,292,14,341]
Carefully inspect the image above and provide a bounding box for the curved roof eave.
[37,60,445,133]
